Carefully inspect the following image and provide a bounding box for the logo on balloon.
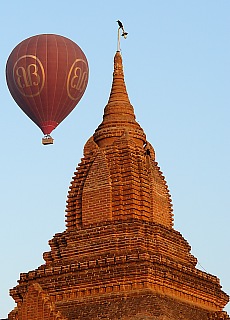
[13,55,45,97]
[67,59,88,100]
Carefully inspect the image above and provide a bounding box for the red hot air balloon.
[6,34,89,145]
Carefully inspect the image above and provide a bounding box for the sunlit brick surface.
[8,52,229,320]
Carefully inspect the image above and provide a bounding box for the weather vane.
[116,20,128,51]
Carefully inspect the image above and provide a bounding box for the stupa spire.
[107,50,131,105]
[94,51,146,147]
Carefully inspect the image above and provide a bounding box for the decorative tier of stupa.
[8,51,229,320]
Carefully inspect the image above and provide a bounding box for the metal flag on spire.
[116,20,128,51]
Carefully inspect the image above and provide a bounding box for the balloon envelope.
[6,34,89,135]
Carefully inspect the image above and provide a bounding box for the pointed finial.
[93,50,146,147]
[116,20,128,51]
[108,51,130,104]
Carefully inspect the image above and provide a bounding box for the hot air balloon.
[6,34,89,145]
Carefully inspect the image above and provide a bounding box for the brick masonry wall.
[56,291,213,320]
[8,51,230,320]
[10,219,229,320]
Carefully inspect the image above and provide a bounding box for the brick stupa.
[8,51,229,320]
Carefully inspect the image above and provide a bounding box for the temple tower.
[8,51,229,320]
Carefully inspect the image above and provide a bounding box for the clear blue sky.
[0,0,229,317]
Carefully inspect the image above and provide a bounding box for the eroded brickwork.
[54,291,228,320]
[8,51,229,320]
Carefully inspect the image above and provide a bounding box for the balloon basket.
[42,135,54,145]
